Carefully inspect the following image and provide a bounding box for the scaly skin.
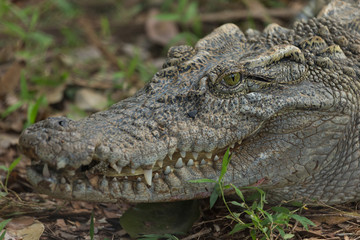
[19,0,360,204]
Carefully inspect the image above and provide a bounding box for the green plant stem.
[219,182,246,225]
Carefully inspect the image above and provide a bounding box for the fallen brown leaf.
[0,60,26,97]
[74,88,108,111]
[6,216,44,240]
[145,9,179,46]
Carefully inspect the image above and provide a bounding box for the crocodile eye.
[223,73,241,87]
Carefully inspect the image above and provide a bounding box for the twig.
[181,228,212,240]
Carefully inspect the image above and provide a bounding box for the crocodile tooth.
[64,184,71,192]
[49,182,57,192]
[110,163,122,174]
[164,166,171,175]
[61,177,66,184]
[100,177,109,192]
[180,151,186,158]
[73,180,85,195]
[192,152,199,160]
[157,160,163,168]
[56,158,67,169]
[43,164,50,178]
[154,172,159,179]
[175,158,183,168]
[238,140,242,145]
[200,159,206,165]
[205,152,212,159]
[214,155,219,161]
[136,180,147,191]
[88,175,99,188]
[144,169,152,186]
[230,143,235,149]
[187,159,194,166]
[168,147,176,161]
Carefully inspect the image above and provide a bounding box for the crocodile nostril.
[58,120,66,127]
[187,110,197,119]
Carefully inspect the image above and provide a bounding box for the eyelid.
[217,69,243,82]
[207,63,244,84]
[241,45,305,69]
[248,75,272,83]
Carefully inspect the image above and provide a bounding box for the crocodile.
[19,0,360,205]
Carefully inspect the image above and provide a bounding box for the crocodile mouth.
[26,142,239,202]
[29,146,233,182]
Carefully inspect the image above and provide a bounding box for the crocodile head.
[20,13,360,204]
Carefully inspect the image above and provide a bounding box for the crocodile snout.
[19,117,96,170]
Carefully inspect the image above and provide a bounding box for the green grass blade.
[90,211,94,240]
[290,214,316,230]
[250,229,257,240]
[27,32,54,49]
[263,211,273,224]
[184,1,197,22]
[188,178,216,183]
[27,95,46,126]
[155,13,181,21]
[20,71,29,100]
[4,157,21,191]
[0,218,11,239]
[271,206,290,214]
[230,184,245,202]
[209,183,220,209]
[0,230,5,240]
[0,219,11,231]
[2,22,26,39]
[219,147,231,181]
[0,166,8,171]
[139,234,178,240]
[8,157,21,173]
[229,201,245,208]
[1,101,23,119]
[229,223,253,235]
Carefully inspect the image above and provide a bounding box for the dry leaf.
[0,60,26,97]
[74,88,108,111]
[6,217,44,240]
[0,41,23,64]
[313,215,352,225]
[56,219,67,228]
[146,9,179,46]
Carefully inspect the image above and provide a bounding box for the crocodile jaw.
[24,148,233,203]
[19,116,241,203]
